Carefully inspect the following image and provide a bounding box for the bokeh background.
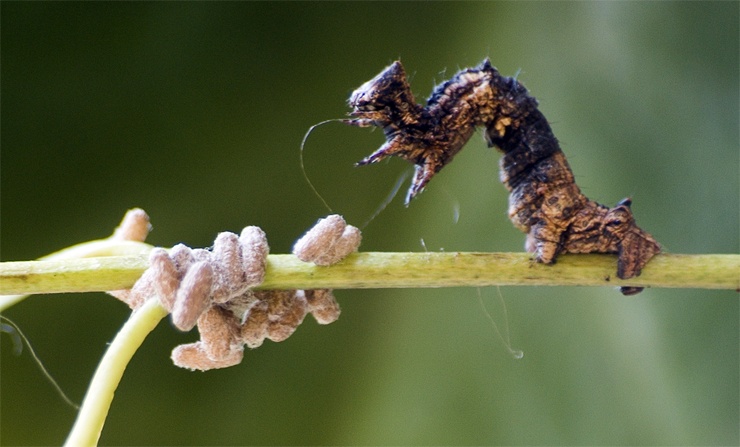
[2,2,738,445]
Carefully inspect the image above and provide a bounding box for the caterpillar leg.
[527,222,564,264]
[356,140,400,166]
[617,230,660,279]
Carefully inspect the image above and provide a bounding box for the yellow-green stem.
[0,239,152,311]
[1,253,738,305]
[2,242,736,447]
[63,298,168,447]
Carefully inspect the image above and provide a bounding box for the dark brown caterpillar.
[345,59,660,295]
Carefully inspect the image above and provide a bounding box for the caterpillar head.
[345,61,418,129]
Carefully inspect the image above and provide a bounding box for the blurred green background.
[1,2,738,445]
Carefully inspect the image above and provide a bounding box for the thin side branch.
[64,298,168,447]
[1,253,737,299]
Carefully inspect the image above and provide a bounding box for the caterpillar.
[344,59,661,295]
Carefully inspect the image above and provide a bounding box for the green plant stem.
[63,298,168,447]
[0,238,152,311]
[2,247,736,447]
[1,253,738,302]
